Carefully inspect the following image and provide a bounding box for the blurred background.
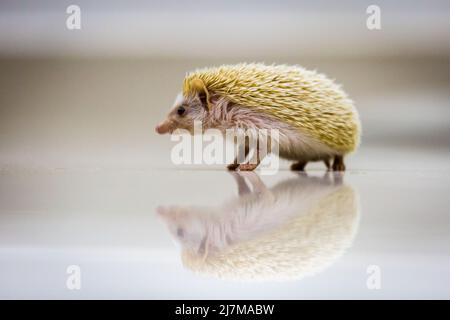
[1,0,450,299]
[0,0,449,170]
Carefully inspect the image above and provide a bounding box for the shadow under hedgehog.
[156,63,361,171]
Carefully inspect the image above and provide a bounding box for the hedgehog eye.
[177,106,186,116]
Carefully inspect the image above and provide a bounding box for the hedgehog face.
[155,92,208,135]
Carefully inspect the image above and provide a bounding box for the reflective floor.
[1,148,449,299]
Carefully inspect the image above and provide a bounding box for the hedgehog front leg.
[238,150,261,171]
[238,163,259,171]
[332,155,346,171]
[238,138,266,171]
[227,139,250,171]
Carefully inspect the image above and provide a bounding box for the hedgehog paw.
[238,163,258,171]
[332,156,346,171]
[332,163,346,171]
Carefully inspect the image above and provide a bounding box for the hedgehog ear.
[191,78,211,111]
[198,91,209,110]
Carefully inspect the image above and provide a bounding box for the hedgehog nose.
[155,122,170,134]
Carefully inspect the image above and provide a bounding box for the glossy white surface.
[1,151,449,298]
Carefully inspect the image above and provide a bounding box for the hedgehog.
[155,63,361,171]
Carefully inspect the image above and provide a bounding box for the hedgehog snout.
[155,121,171,134]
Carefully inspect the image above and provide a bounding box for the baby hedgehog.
[155,63,361,171]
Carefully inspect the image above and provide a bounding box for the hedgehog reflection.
[157,172,359,281]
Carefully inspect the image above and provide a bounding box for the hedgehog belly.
[276,122,339,161]
[219,102,341,161]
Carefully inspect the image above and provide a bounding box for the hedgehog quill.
[155,63,361,171]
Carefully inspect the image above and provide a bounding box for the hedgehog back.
[183,63,360,152]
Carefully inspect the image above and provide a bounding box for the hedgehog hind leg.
[332,155,346,171]
[291,161,308,171]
